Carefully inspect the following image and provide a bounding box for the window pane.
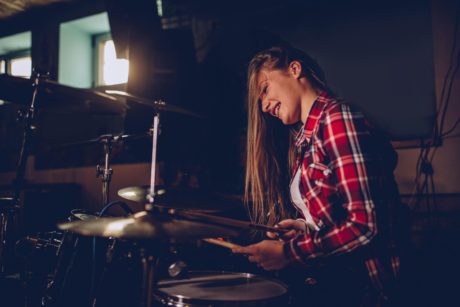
[11,56,31,77]
[0,60,5,73]
[102,40,129,85]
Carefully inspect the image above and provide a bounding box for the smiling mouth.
[271,103,281,118]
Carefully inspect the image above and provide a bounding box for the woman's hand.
[232,240,289,271]
[266,219,306,241]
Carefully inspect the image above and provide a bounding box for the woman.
[232,45,402,306]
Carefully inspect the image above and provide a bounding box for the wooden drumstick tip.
[203,238,242,250]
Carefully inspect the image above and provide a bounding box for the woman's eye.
[261,85,268,97]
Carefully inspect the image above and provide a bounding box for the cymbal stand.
[139,112,161,307]
[13,72,42,205]
[1,72,43,274]
[146,113,160,209]
[96,135,115,206]
[0,198,15,274]
[139,247,158,307]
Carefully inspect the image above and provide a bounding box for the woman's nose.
[261,100,270,113]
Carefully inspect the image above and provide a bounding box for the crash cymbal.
[117,186,241,213]
[106,90,203,118]
[0,74,126,114]
[58,211,239,239]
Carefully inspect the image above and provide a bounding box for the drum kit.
[0,73,291,307]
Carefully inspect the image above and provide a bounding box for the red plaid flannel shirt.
[284,92,400,296]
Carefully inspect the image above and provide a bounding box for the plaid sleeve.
[285,103,378,263]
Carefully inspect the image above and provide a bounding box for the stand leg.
[0,207,17,275]
[140,249,156,307]
[0,211,9,274]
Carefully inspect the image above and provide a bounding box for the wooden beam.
[0,0,25,12]
[0,0,70,19]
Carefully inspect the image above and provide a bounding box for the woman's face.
[257,65,303,125]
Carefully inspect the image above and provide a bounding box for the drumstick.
[203,238,242,250]
[169,209,289,234]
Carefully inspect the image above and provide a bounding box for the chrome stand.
[146,113,160,209]
[140,248,158,307]
[96,135,115,206]
[142,112,161,307]
[1,72,43,274]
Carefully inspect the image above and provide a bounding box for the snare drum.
[154,271,289,307]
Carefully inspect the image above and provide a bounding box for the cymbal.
[106,90,203,118]
[118,186,165,202]
[39,132,151,151]
[117,186,242,213]
[58,211,239,240]
[0,74,126,114]
[0,197,16,209]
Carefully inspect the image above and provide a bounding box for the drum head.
[155,271,288,305]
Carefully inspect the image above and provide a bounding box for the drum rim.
[154,270,289,305]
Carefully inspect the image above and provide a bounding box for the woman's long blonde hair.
[245,45,332,226]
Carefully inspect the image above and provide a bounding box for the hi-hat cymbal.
[117,186,242,213]
[58,211,239,240]
[0,74,126,114]
[106,90,203,118]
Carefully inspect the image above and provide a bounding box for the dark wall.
[0,0,437,193]
[184,0,435,140]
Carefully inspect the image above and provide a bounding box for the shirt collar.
[294,91,334,148]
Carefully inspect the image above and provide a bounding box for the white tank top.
[290,166,319,231]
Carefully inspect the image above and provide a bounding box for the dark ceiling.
[0,0,72,19]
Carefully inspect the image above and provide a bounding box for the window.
[95,34,129,86]
[59,13,129,88]
[0,52,32,77]
[10,55,32,77]
[0,32,32,77]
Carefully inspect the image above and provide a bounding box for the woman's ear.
[289,61,302,79]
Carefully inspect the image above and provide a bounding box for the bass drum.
[154,271,290,307]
